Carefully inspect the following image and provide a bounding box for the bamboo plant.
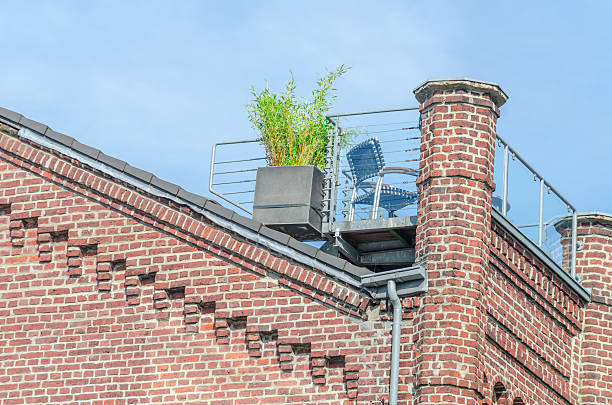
[247,65,349,170]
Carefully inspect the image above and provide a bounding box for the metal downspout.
[387,280,401,405]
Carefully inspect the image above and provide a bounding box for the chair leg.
[348,187,357,222]
[371,176,384,219]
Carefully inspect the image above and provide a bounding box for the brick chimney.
[573,213,612,404]
[413,79,508,403]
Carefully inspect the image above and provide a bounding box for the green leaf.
[247,65,351,169]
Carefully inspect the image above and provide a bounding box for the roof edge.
[492,209,591,301]
[0,107,373,291]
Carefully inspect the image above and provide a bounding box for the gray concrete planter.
[253,165,323,240]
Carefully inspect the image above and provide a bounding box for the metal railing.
[209,139,265,215]
[209,107,422,228]
[322,107,421,232]
[207,110,579,280]
[494,134,577,278]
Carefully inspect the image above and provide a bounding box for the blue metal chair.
[345,138,418,220]
[492,195,511,213]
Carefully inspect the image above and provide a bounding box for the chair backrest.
[346,137,385,186]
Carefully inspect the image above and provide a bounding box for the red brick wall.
[0,124,410,404]
[485,219,584,404]
[574,215,612,404]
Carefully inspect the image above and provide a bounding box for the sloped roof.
[0,106,375,286]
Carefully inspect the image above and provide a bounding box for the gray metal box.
[253,165,323,240]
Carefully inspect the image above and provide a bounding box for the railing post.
[571,210,577,279]
[502,144,509,216]
[328,126,341,228]
[342,173,350,221]
[538,178,544,247]
[209,143,217,198]
[322,120,336,231]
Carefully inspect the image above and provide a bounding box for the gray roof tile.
[45,129,75,147]
[177,189,208,208]
[0,107,22,123]
[124,164,154,183]
[19,117,48,134]
[98,153,127,171]
[288,238,318,258]
[343,262,372,277]
[71,140,101,159]
[151,176,180,195]
[204,199,235,220]
[258,225,291,245]
[230,212,262,233]
[315,250,348,271]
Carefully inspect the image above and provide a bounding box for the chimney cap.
[414,78,508,107]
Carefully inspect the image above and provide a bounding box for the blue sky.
[1,1,610,213]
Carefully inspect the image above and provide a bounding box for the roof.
[0,106,380,289]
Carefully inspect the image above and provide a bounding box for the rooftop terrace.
[210,102,580,281]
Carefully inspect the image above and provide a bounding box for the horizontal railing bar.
[215,139,259,146]
[517,222,552,228]
[496,133,575,211]
[326,106,419,120]
[212,179,256,186]
[214,168,259,175]
[224,190,255,195]
[386,161,419,165]
[340,158,416,164]
[378,138,412,144]
[340,159,419,166]
[339,157,419,163]
[341,120,419,129]
[344,136,418,144]
[377,137,415,141]
[214,157,266,165]
[378,137,420,143]
[353,127,419,136]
